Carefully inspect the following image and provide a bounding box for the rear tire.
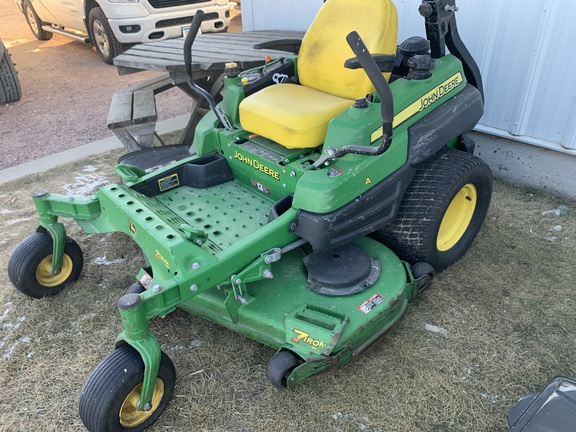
[0,38,22,104]
[23,0,53,41]
[89,7,123,64]
[373,148,492,272]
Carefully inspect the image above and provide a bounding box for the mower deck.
[180,236,414,356]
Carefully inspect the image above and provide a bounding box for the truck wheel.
[0,38,22,104]
[89,7,123,64]
[79,345,176,432]
[8,231,83,298]
[373,147,493,272]
[23,0,53,41]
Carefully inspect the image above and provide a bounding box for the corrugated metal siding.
[241,0,324,31]
[242,0,576,150]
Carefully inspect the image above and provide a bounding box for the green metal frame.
[27,49,469,409]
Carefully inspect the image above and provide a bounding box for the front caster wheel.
[79,344,176,432]
[8,231,83,298]
[266,350,300,389]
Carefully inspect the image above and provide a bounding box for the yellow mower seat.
[239,0,398,149]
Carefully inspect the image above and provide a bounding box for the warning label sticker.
[250,179,271,195]
[358,293,385,314]
[158,173,180,192]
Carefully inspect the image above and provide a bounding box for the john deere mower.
[8,0,492,430]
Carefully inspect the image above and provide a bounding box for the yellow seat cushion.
[240,84,354,149]
[239,0,398,149]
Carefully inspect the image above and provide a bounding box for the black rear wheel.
[89,7,123,64]
[373,147,492,272]
[23,0,53,41]
[0,37,22,104]
[79,345,176,432]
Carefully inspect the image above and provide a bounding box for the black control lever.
[313,31,394,169]
[184,11,234,131]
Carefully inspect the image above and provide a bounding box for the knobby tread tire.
[0,39,22,104]
[89,7,123,64]
[374,147,493,272]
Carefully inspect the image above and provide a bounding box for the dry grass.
[0,150,575,432]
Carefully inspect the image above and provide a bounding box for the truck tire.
[0,38,22,104]
[89,7,123,64]
[23,0,53,41]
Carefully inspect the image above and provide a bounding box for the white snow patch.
[6,217,33,225]
[2,346,15,361]
[1,209,13,214]
[1,316,29,362]
[542,205,569,217]
[425,323,448,336]
[161,339,202,351]
[0,308,11,321]
[93,256,126,266]
[551,225,562,232]
[481,393,499,404]
[63,167,109,196]
[330,412,368,431]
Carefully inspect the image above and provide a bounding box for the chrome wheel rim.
[92,20,110,57]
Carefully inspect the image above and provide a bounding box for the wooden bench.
[107,74,174,152]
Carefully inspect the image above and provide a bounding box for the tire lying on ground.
[0,36,22,104]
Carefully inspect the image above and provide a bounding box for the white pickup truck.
[16,0,234,63]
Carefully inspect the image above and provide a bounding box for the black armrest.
[344,54,396,72]
[253,38,302,54]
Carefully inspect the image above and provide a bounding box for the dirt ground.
[0,149,575,431]
[0,0,241,170]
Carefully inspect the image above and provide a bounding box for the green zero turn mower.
[8,0,492,430]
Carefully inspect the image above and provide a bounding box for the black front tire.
[23,0,53,41]
[373,148,493,272]
[89,7,123,64]
[8,231,83,298]
[79,345,176,432]
[0,37,22,104]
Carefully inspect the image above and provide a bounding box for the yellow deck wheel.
[119,379,165,428]
[35,254,74,287]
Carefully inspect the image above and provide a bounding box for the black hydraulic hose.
[337,31,394,157]
[313,31,394,168]
[183,11,233,130]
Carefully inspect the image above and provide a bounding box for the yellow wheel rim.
[35,254,73,288]
[119,379,164,428]
[437,183,477,252]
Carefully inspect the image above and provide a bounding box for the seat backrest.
[298,0,398,100]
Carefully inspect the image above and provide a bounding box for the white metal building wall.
[241,0,576,152]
